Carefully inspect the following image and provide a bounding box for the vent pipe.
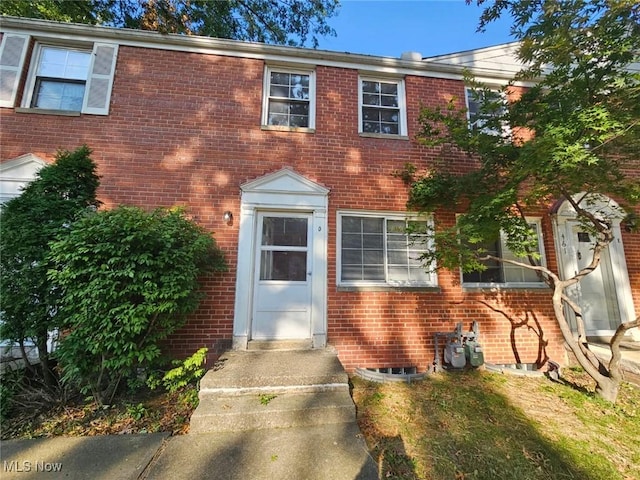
[400,51,422,61]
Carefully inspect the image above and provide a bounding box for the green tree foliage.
[407,0,640,402]
[0,0,339,47]
[48,206,226,405]
[0,146,100,386]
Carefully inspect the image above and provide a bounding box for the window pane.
[289,103,309,115]
[38,47,90,80]
[362,121,380,133]
[342,233,362,248]
[362,107,380,122]
[270,72,290,84]
[268,100,289,114]
[342,265,364,281]
[381,94,398,107]
[33,79,85,111]
[262,217,307,247]
[380,123,399,135]
[363,93,380,106]
[342,249,363,265]
[290,115,309,127]
[409,266,430,282]
[362,81,379,93]
[380,110,399,122]
[380,82,398,95]
[270,85,290,98]
[387,250,408,264]
[363,250,384,264]
[268,113,289,126]
[363,234,384,248]
[388,266,409,282]
[363,265,385,280]
[260,251,307,281]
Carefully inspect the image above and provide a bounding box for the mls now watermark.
[4,460,63,473]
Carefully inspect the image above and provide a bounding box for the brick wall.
[2,43,637,373]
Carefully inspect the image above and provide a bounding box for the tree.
[48,206,226,405]
[0,146,100,387]
[405,0,640,402]
[0,0,339,47]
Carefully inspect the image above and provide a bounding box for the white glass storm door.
[252,213,313,339]
[571,225,621,333]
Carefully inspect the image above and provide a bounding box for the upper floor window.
[359,77,407,136]
[0,34,118,115]
[338,211,435,287]
[263,67,315,130]
[462,220,546,287]
[465,87,509,136]
[30,46,91,111]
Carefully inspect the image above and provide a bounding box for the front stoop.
[189,348,356,434]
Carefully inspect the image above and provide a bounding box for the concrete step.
[189,390,356,433]
[247,340,312,351]
[200,349,349,396]
[191,348,357,434]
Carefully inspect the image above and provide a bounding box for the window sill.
[338,285,440,293]
[15,107,81,117]
[261,125,315,134]
[462,283,549,292]
[359,132,409,140]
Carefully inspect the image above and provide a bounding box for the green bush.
[0,146,100,386]
[48,206,226,404]
[148,347,208,394]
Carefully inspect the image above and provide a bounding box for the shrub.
[148,347,209,394]
[0,146,100,386]
[48,206,226,404]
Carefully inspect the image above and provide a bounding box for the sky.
[317,0,516,58]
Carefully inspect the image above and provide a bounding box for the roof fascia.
[0,16,531,85]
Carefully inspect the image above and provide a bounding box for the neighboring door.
[252,213,312,340]
[571,225,621,333]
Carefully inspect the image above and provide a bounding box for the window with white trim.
[359,77,407,136]
[462,221,546,286]
[263,67,315,129]
[338,212,435,286]
[0,35,119,115]
[465,87,509,136]
[30,46,91,111]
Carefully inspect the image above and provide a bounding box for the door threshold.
[247,340,313,351]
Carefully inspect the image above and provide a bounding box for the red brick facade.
[1,19,638,373]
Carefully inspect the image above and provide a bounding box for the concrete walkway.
[2,342,639,480]
[1,348,378,480]
[1,424,377,480]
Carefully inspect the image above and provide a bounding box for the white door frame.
[232,168,329,349]
[552,192,639,340]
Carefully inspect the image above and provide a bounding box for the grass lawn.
[352,367,640,480]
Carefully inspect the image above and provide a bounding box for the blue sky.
[318,0,515,58]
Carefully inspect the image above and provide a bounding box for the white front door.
[252,213,312,340]
[571,225,621,333]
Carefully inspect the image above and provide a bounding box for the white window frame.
[465,87,511,137]
[23,44,92,112]
[461,218,547,289]
[261,65,316,131]
[358,76,407,137]
[20,41,118,116]
[337,210,436,287]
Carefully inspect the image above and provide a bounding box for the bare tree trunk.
[609,316,640,384]
[552,281,621,402]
